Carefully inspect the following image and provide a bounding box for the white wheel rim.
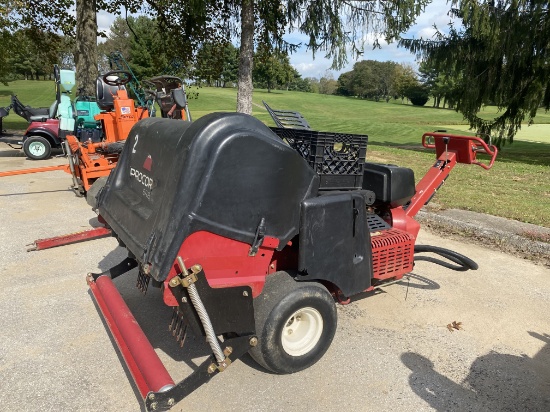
[281,307,323,357]
[29,141,46,156]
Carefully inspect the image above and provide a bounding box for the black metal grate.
[263,101,311,129]
[367,214,391,232]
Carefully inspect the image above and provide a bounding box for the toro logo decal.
[130,167,153,189]
[143,155,152,171]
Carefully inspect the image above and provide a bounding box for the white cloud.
[416,26,438,39]
[97,10,117,37]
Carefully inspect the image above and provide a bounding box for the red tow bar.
[87,274,175,398]
[28,227,112,251]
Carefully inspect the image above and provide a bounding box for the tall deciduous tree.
[337,60,399,101]
[400,0,550,144]
[102,0,431,113]
[319,71,339,95]
[195,42,239,87]
[75,0,98,96]
[253,47,294,92]
[418,59,459,109]
[5,0,431,113]
[7,29,65,80]
[1,0,75,84]
[0,3,13,84]
[391,63,418,102]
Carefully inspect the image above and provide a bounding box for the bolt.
[192,264,202,273]
[169,278,179,288]
[148,394,155,400]
[208,363,217,374]
[224,346,233,356]
[168,398,175,406]
[243,291,249,297]
[249,337,258,347]
[181,297,187,303]
[270,264,275,269]
[143,264,151,274]
[287,329,293,335]
[150,402,157,410]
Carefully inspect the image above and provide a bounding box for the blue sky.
[97,0,456,78]
[289,0,456,77]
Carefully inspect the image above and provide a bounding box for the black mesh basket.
[271,127,368,190]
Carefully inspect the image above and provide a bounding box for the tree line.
[1,0,430,114]
[2,0,549,143]
[0,14,454,107]
[301,60,456,108]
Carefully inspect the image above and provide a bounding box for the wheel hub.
[28,141,46,156]
[281,307,323,357]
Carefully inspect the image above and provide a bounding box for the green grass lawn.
[2,81,549,228]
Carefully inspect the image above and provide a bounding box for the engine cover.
[97,113,319,282]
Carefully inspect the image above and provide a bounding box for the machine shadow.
[401,332,550,411]
[0,189,70,197]
[0,147,25,157]
[0,146,64,158]
[348,272,440,303]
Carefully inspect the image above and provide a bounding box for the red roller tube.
[88,274,175,398]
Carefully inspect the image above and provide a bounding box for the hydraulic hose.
[414,245,478,271]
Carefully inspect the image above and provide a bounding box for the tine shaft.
[169,309,177,332]
[180,325,188,348]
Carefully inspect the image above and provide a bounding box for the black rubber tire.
[85,176,108,208]
[23,136,51,160]
[250,271,337,374]
[104,140,125,154]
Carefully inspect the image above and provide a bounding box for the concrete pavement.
[1,144,549,411]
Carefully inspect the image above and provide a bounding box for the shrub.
[406,85,430,106]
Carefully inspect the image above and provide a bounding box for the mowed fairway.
[2,82,549,227]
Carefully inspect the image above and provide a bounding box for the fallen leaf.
[447,321,463,332]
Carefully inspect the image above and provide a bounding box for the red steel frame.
[391,132,497,239]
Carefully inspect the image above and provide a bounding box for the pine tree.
[400,0,550,144]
